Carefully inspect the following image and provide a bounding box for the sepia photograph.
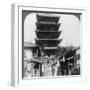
[22,10,81,78]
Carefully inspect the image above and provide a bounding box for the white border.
[11,4,87,87]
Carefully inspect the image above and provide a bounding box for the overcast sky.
[24,13,80,47]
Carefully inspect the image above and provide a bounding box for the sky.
[24,13,80,47]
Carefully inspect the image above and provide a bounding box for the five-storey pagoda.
[35,13,62,56]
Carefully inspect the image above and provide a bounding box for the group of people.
[24,51,80,77]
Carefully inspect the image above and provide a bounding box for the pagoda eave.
[35,38,62,46]
[36,14,60,23]
[36,22,61,31]
[35,30,62,39]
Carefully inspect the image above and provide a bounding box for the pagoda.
[35,13,62,56]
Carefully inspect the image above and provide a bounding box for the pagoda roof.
[35,38,61,40]
[36,21,60,25]
[36,14,60,23]
[36,22,61,31]
[37,13,60,18]
[35,29,61,32]
[35,30,61,39]
[43,47,58,50]
[36,22,60,26]
[35,38,62,46]
[24,42,39,49]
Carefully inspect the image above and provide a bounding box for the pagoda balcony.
[36,14,60,23]
[36,22,61,31]
[35,30,62,39]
